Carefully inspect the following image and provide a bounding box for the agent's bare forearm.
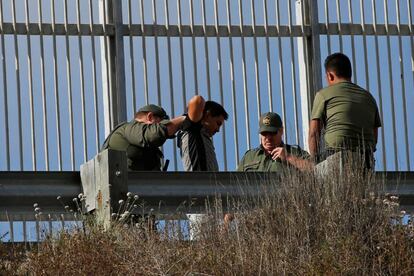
[308,119,322,157]
[286,154,314,172]
[166,116,186,136]
[272,147,314,172]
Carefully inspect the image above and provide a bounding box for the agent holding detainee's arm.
[101,104,185,171]
[308,53,382,172]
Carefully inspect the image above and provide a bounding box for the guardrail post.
[80,149,128,228]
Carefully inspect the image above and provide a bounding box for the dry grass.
[3,165,414,275]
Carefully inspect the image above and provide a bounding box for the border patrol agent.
[237,112,312,172]
[101,104,185,171]
[309,53,382,172]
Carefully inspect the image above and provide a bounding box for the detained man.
[177,95,228,171]
[177,95,228,239]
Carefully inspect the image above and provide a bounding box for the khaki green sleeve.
[310,92,326,120]
[237,154,247,171]
[124,120,169,147]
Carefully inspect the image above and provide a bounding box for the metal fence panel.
[0,0,413,171]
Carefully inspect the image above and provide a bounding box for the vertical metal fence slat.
[239,0,251,149]
[64,0,75,170]
[396,0,410,170]
[347,0,357,84]
[226,0,239,164]
[297,0,308,145]
[51,0,62,170]
[263,0,273,113]
[39,0,50,170]
[360,0,370,91]
[0,0,10,170]
[109,0,127,124]
[128,0,136,112]
[335,0,343,53]
[140,0,149,104]
[102,0,112,130]
[383,0,399,170]
[48,214,52,235]
[60,214,65,230]
[35,218,40,242]
[213,0,227,170]
[372,0,387,170]
[12,0,23,170]
[288,0,299,144]
[89,0,101,151]
[409,0,414,169]
[152,0,165,159]
[189,0,198,94]
[324,0,332,54]
[276,0,287,142]
[298,0,310,127]
[164,0,178,171]
[76,0,88,163]
[201,0,211,100]
[8,215,14,243]
[177,0,187,105]
[152,0,161,106]
[25,0,36,170]
[251,0,261,120]
[23,218,27,245]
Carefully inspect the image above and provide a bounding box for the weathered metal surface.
[80,149,128,227]
[2,22,414,37]
[1,170,414,220]
[0,172,81,220]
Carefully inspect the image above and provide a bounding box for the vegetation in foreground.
[2,166,414,275]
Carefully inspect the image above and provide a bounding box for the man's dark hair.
[324,52,352,79]
[204,101,229,120]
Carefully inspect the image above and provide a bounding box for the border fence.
[0,0,413,172]
[0,0,414,243]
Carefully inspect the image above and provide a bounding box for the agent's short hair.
[204,101,229,120]
[324,52,352,79]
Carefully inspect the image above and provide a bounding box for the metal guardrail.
[0,172,81,221]
[1,149,413,242]
[1,166,414,221]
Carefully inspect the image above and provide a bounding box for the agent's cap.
[138,104,169,120]
[259,112,283,133]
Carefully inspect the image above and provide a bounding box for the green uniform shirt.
[237,144,309,172]
[311,81,381,150]
[105,119,170,171]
